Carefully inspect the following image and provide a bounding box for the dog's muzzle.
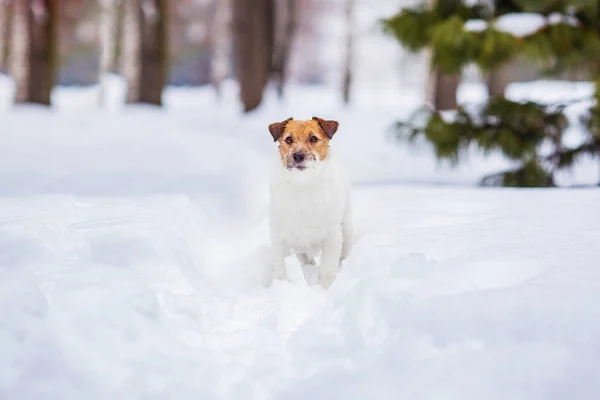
[288,151,308,170]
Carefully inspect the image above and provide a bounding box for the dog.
[267,117,353,288]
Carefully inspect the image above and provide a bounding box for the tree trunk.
[11,0,58,105]
[0,1,11,74]
[486,64,510,97]
[98,0,121,106]
[342,0,354,105]
[424,0,458,111]
[210,0,231,101]
[426,68,459,111]
[232,0,274,112]
[121,0,168,105]
[485,1,515,98]
[271,0,296,100]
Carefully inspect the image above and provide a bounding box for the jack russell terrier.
[267,117,353,288]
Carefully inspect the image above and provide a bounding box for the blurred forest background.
[0,0,569,109]
[1,0,599,186]
[1,0,425,109]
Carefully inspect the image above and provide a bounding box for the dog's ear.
[312,117,339,139]
[268,118,292,142]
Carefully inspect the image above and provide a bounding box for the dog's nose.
[293,152,305,163]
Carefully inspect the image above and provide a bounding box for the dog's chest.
[270,177,345,245]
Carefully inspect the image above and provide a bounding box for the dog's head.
[268,117,339,171]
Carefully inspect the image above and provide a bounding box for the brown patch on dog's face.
[269,117,339,170]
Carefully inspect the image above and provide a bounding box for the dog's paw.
[271,268,290,282]
[261,263,290,287]
[318,272,336,289]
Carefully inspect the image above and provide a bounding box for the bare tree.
[271,0,297,100]
[210,0,231,101]
[11,0,59,105]
[342,0,354,105]
[232,0,274,112]
[98,0,122,106]
[121,0,168,105]
[0,0,11,73]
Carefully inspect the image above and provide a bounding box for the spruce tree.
[383,0,600,187]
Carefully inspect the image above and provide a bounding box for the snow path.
[2,186,600,399]
[1,79,600,398]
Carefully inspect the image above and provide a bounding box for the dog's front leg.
[319,232,343,289]
[269,241,290,283]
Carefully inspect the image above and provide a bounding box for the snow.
[1,73,600,399]
[505,80,595,105]
[494,13,547,37]
[548,12,579,27]
[465,13,579,36]
[464,19,488,33]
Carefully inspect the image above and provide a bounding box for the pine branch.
[384,3,600,74]
[479,160,555,187]
[545,141,600,168]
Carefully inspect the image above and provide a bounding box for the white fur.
[268,152,353,288]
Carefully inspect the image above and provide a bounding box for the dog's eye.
[309,136,319,143]
[285,136,293,144]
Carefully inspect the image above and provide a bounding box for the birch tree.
[98,0,121,106]
[210,0,231,101]
[342,0,354,104]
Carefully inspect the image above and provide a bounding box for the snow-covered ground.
[1,75,600,399]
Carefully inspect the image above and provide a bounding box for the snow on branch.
[465,12,581,38]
